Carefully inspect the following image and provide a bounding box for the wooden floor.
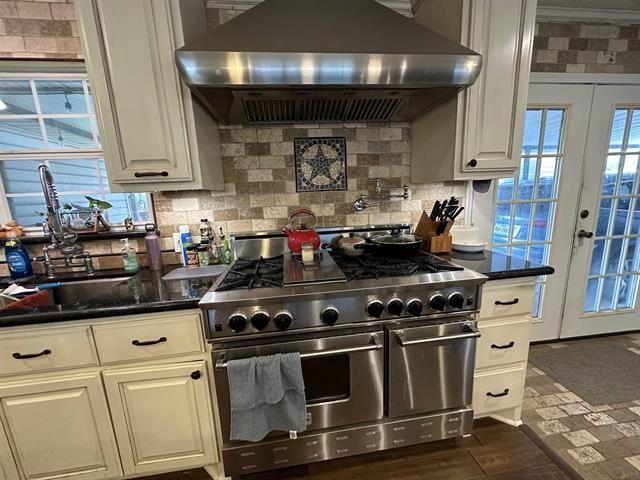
[148,419,581,480]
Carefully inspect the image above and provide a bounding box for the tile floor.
[522,332,640,480]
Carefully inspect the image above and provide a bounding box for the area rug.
[528,335,640,405]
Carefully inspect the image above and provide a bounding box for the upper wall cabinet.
[411,0,536,181]
[74,0,224,192]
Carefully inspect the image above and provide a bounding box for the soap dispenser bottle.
[120,238,139,273]
[5,231,33,280]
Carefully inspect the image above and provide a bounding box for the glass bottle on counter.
[218,228,234,264]
[197,242,210,266]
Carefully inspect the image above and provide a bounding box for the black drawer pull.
[495,298,519,306]
[487,389,510,398]
[491,341,515,350]
[131,336,167,346]
[191,370,201,380]
[134,171,169,178]
[12,349,52,360]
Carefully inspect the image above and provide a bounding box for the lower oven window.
[301,354,350,404]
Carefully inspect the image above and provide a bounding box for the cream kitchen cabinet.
[102,361,217,475]
[0,371,121,480]
[0,423,18,480]
[74,0,224,192]
[411,0,536,181]
[473,278,536,426]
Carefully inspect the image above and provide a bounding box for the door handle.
[12,349,52,359]
[495,298,519,306]
[134,171,169,178]
[215,336,382,369]
[395,325,480,347]
[131,336,167,346]
[486,389,510,398]
[491,341,515,349]
[577,229,593,239]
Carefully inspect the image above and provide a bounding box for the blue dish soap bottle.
[5,232,33,280]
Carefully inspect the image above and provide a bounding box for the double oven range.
[199,226,487,477]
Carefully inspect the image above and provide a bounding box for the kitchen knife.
[450,206,465,220]
[430,201,441,221]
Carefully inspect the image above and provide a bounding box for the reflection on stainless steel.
[175,0,482,124]
[388,321,477,418]
[213,330,385,442]
[200,225,486,477]
[222,408,474,475]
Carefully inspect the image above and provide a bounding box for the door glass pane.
[35,80,88,115]
[584,108,640,313]
[493,108,566,318]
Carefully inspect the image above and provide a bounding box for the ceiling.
[412,0,640,11]
[538,0,640,9]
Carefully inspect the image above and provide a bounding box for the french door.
[475,82,640,340]
[561,85,640,338]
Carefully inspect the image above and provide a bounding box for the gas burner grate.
[330,251,463,281]
[216,255,284,291]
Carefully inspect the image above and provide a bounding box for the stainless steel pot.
[329,232,366,257]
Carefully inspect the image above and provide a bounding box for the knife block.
[415,211,454,253]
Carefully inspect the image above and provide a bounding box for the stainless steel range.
[199,225,487,477]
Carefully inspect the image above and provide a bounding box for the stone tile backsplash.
[532,21,640,73]
[152,122,467,239]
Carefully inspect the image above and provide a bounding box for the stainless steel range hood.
[175,0,481,125]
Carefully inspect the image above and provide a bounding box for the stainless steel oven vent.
[241,96,403,124]
[175,0,482,125]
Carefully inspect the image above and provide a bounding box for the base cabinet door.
[0,371,121,480]
[0,422,18,480]
[103,361,217,475]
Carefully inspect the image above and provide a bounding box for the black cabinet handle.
[467,159,478,168]
[495,298,519,306]
[491,341,515,350]
[191,370,201,380]
[134,171,169,178]
[131,336,167,346]
[12,349,52,360]
[487,389,510,398]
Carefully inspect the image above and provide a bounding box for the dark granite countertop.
[440,250,555,281]
[0,267,218,328]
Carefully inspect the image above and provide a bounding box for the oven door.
[213,328,384,444]
[387,320,479,418]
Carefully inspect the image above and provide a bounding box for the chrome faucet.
[38,164,94,278]
[354,178,410,211]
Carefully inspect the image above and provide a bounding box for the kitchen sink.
[46,276,132,305]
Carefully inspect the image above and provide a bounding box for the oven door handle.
[215,336,383,370]
[395,325,480,347]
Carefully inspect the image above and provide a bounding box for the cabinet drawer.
[480,282,535,320]
[473,365,525,416]
[476,318,531,370]
[93,313,203,364]
[0,326,97,376]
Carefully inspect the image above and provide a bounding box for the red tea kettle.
[283,209,321,254]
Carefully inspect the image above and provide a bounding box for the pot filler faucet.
[38,164,94,278]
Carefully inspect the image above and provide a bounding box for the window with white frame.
[491,108,566,318]
[0,72,150,229]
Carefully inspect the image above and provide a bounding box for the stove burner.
[330,251,463,281]
[216,255,284,291]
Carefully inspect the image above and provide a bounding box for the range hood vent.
[175,0,482,125]
[240,90,406,124]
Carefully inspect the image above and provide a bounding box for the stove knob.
[228,313,248,333]
[366,300,385,318]
[250,311,270,330]
[406,298,424,316]
[320,306,340,326]
[274,311,293,331]
[448,292,465,310]
[429,294,446,311]
[387,298,404,316]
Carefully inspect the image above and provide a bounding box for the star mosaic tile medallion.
[294,137,347,192]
